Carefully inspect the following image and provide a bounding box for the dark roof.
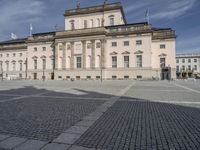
[0,38,27,45]
[106,22,148,28]
[64,2,127,24]
[32,31,55,36]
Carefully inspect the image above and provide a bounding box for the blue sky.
[0,0,199,54]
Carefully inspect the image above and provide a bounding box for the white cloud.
[0,0,45,35]
[151,0,196,19]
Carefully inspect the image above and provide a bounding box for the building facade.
[176,53,200,78]
[0,2,176,80]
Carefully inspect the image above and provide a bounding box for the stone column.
[62,42,66,69]
[70,42,74,69]
[54,43,59,70]
[91,40,96,69]
[82,41,86,69]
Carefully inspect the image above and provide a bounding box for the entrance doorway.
[33,73,37,80]
[161,67,171,80]
[51,73,54,80]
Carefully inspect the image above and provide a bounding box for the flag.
[11,33,17,39]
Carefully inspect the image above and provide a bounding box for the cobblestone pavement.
[0,80,199,150]
[0,94,104,141]
[76,100,200,150]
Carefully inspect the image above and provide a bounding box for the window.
[90,19,94,27]
[111,42,117,47]
[136,40,142,45]
[160,44,166,49]
[176,66,179,71]
[188,65,191,71]
[6,62,9,71]
[6,54,9,57]
[112,75,117,79]
[0,54,2,57]
[13,53,16,57]
[84,20,87,28]
[96,76,100,79]
[96,42,101,48]
[110,17,114,26]
[19,53,22,57]
[136,55,142,67]
[124,56,129,68]
[12,62,16,71]
[51,59,54,69]
[34,47,37,52]
[76,57,82,68]
[182,59,185,63]
[188,59,191,63]
[42,59,46,70]
[194,59,197,63]
[97,18,100,27]
[124,76,129,79]
[34,60,37,69]
[112,56,117,68]
[176,59,179,63]
[42,47,46,51]
[160,58,165,68]
[86,76,91,79]
[124,41,129,46]
[19,62,22,71]
[182,65,185,71]
[70,20,75,30]
[0,62,2,71]
[194,65,197,70]
[76,76,80,79]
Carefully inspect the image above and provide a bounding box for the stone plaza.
[0,80,199,150]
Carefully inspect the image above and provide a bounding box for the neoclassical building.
[0,2,176,80]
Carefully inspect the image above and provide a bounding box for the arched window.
[109,15,115,26]
[69,20,75,30]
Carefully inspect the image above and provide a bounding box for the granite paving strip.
[173,82,200,94]
[13,140,48,150]
[40,143,70,150]
[68,145,96,150]
[0,135,10,142]
[0,137,27,150]
[53,82,135,146]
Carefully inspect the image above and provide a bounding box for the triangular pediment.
[134,50,143,54]
[40,55,47,59]
[122,51,130,55]
[32,56,38,59]
[110,51,118,55]
[159,53,167,57]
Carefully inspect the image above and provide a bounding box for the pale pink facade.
[0,2,176,80]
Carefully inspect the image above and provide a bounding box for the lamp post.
[1,63,3,81]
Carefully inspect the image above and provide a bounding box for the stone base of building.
[54,68,176,80]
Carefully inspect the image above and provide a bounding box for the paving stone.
[0,97,104,141]
[0,137,27,149]
[40,143,70,150]
[76,120,96,127]
[76,101,200,150]
[13,140,47,150]
[53,133,81,144]
[65,126,89,134]
[0,134,10,142]
[69,145,96,150]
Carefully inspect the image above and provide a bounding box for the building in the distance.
[0,2,176,80]
[176,53,200,78]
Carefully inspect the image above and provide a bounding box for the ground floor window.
[137,75,142,79]
[76,76,80,79]
[86,76,91,79]
[124,75,129,79]
[136,55,142,67]
[112,75,117,79]
[96,76,100,79]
